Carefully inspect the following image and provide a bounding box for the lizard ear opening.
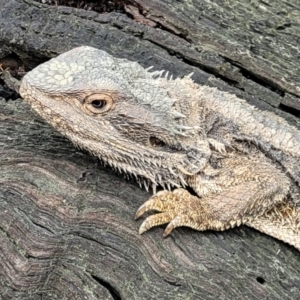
[83,93,114,114]
[149,136,166,148]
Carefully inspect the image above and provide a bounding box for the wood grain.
[0,0,299,298]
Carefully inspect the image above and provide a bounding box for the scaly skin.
[19,46,300,250]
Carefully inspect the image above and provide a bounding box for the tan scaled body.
[20,46,300,250]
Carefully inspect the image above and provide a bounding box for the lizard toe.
[139,212,174,234]
[163,215,191,237]
[135,190,177,219]
[137,188,206,235]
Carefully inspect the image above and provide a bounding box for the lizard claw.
[135,190,173,220]
[136,188,205,236]
[139,212,173,234]
[163,215,184,237]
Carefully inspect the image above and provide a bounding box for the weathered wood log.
[0,0,300,299]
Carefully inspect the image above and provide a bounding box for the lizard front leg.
[136,157,291,236]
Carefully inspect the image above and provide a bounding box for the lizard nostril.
[149,136,166,147]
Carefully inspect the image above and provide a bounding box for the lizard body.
[20,46,300,250]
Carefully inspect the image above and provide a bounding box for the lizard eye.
[84,94,113,114]
[91,99,106,109]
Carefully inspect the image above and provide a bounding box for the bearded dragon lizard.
[19,46,300,251]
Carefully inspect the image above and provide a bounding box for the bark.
[0,0,300,299]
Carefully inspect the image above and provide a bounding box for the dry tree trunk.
[0,0,299,299]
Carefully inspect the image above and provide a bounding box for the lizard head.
[20,46,211,192]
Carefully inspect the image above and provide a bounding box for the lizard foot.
[135,188,216,237]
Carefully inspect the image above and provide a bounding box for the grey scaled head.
[20,46,209,192]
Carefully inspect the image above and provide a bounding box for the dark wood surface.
[0,0,299,299]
